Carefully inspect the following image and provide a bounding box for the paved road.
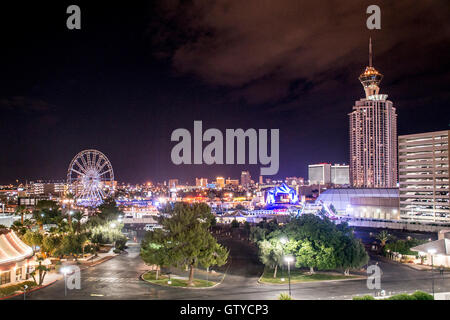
[16,238,450,300]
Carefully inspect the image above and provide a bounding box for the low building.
[0,230,34,287]
[411,230,450,268]
[315,188,399,219]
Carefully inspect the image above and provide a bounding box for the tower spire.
[359,37,383,98]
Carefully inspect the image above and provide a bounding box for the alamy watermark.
[170,121,279,175]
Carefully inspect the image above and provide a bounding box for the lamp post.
[428,249,436,298]
[284,255,294,298]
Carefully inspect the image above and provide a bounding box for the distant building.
[398,130,449,222]
[331,165,350,185]
[241,171,251,187]
[285,177,304,186]
[195,178,208,188]
[29,180,67,196]
[226,178,239,186]
[308,164,331,185]
[216,177,225,189]
[168,179,179,188]
[349,39,397,188]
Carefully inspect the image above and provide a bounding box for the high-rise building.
[398,130,449,222]
[349,39,397,188]
[331,165,350,185]
[308,164,331,185]
[195,178,208,188]
[216,177,225,188]
[241,171,251,186]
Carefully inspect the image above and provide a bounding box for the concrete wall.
[345,218,448,232]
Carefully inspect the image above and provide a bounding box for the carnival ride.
[67,149,114,207]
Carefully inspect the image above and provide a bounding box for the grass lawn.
[142,271,216,288]
[260,268,360,284]
[0,281,37,298]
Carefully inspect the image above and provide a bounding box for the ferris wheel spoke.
[71,168,85,177]
[99,169,112,177]
[95,156,103,171]
[97,160,108,173]
[73,160,87,174]
[79,155,88,171]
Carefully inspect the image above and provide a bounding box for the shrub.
[386,293,415,300]
[411,291,434,300]
[0,281,37,297]
[114,237,128,251]
[278,293,293,300]
[113,248,121,254]
[353,295,375,300]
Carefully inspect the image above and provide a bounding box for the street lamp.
[284,255,294,298]
[428,248,436,299]
[61,267,71,297]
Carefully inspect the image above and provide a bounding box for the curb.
[257,270,366,285]
[140,259,232,290]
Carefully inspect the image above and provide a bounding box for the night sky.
[0,1,449,184]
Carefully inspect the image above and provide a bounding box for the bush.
[0,280,37,297]
[353,295,375,300]
[278,293,293,300]
[387,294,415,300]
[113,248,121,254]
[411,291,434,300]
[114,237,128,251]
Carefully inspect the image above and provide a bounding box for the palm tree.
[376,230,392,247]
[72,211,84,234]
[15,205,27,224]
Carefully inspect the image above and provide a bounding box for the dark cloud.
[151,0,450,105]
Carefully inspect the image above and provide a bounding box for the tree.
[231,219,240,228]
[30,256,49,285]
[376,230,393,247]
[265,214,368,274]
[71,211,84,234]
[140,203,229,286]
[15,205,27,224]
[23,230,43,252]
[97,198,122,221]
[249,226,268,243]
[258,238,285,278]
[41,235,62,257]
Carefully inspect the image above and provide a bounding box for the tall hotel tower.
[349,39,398,188]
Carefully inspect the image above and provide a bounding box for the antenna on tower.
[369,37,373,67]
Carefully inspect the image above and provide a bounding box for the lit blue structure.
[265,183,299,206]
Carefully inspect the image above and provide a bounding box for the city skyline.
[1,1,449,184]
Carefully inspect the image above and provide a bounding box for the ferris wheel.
[67,149,114,207]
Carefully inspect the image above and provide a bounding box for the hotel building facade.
[349,39,397,188]
[398,130,450,222]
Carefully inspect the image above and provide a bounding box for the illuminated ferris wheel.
[67,149,114,207]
